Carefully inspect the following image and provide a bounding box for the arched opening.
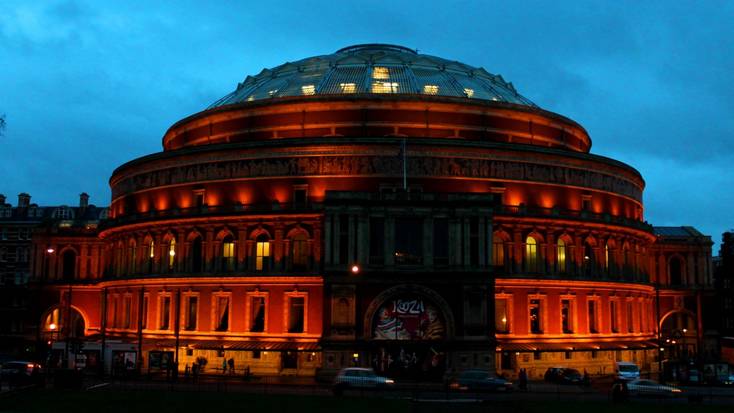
[660,311,697,363]
[191,236,203,273]
[62,250,76,280]
[557,238,567,274]
[369,292,449,380]
[492,234,507,269]
[291,232,308,271]
[221,235,235,272]
[146,239,155,273]
[255,234,270,271]
[167,238,176,272]
[42,307,86,338]
[525,236,539,273]
[583,242,595,277]
[669,256,683,286]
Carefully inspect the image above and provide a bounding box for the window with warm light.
[339,83,356,93]
[495,299,509,333]
[43,308,60,331]
[147,240,155,273]
[222,237,235,272]
[464,88,474,98]
[557,239,567,273]
[371,81,399,93]
[492,236,506,267]
[301,84,315,95]
[525,236,539,273]
[268,89,279,97]
[256,236,270,271]
[372,66,389,79]
[168,238,176,271]
[423,85,439,95]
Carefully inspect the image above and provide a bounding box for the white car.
[333,368,395,394]
[626,379,683,397]
[615,362,640,381]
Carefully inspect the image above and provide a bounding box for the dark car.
[449,369,513,392]
[544,367,583,384]
[0,361,44,387]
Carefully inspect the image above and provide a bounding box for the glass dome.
[208,44,537,108]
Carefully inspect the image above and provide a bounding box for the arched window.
[557,238,567,274]
[525,236,539,273]
[583,242,595,276]
[128,241,137,274]
[191,236,203,273]
[146,240,155,273]
[167,238,176,271]
[492,235,506,267]
[62,249,76,280]
[221,235,235,272]
[669,256,683,286]
[291,233,308,270]
[255,234,270,271]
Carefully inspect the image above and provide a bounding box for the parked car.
[544,367,583,384]
[332,368,395,395]
[626,379,683,397]
[448,369,513,392]
[0,361,44,387]
[615,362,640,381]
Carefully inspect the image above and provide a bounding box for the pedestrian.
[228,358,235,375]
[222,358,227,375]
[244,365,251,381]
[519,368,528,391]
[192,362,199,384]
[184,363,190,382]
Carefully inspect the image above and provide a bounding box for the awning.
[151,339,319,351]
[497,340,659,352]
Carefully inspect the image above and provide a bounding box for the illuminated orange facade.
[28,44,713,379]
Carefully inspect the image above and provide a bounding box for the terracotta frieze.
[112,155,642,201]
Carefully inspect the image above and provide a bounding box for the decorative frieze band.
[112,155,642,201]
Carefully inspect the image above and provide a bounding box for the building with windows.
[0,193,104,358]
[24,44,714,379]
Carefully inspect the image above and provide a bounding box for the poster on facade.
[372,296,445,340]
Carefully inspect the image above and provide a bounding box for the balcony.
[101,202,323,228]
[495,205,653,232]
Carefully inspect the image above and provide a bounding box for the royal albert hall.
[31,44,713,380]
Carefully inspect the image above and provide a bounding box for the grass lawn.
[1,389,732,413]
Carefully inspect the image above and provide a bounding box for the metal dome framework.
[208,44,537,108]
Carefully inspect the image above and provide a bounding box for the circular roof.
[208,44,537,108]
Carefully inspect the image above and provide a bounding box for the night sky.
[1,1,732,250]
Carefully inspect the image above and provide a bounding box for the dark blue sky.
[1,1,732,250]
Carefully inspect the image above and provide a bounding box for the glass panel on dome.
[370,66,413,94]
[273,65,331,97]
[246,77,291,100]
[412,68,462,97]
[319,66,368,94]
[449,72,500,100]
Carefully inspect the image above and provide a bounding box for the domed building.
[28,44,714,380]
